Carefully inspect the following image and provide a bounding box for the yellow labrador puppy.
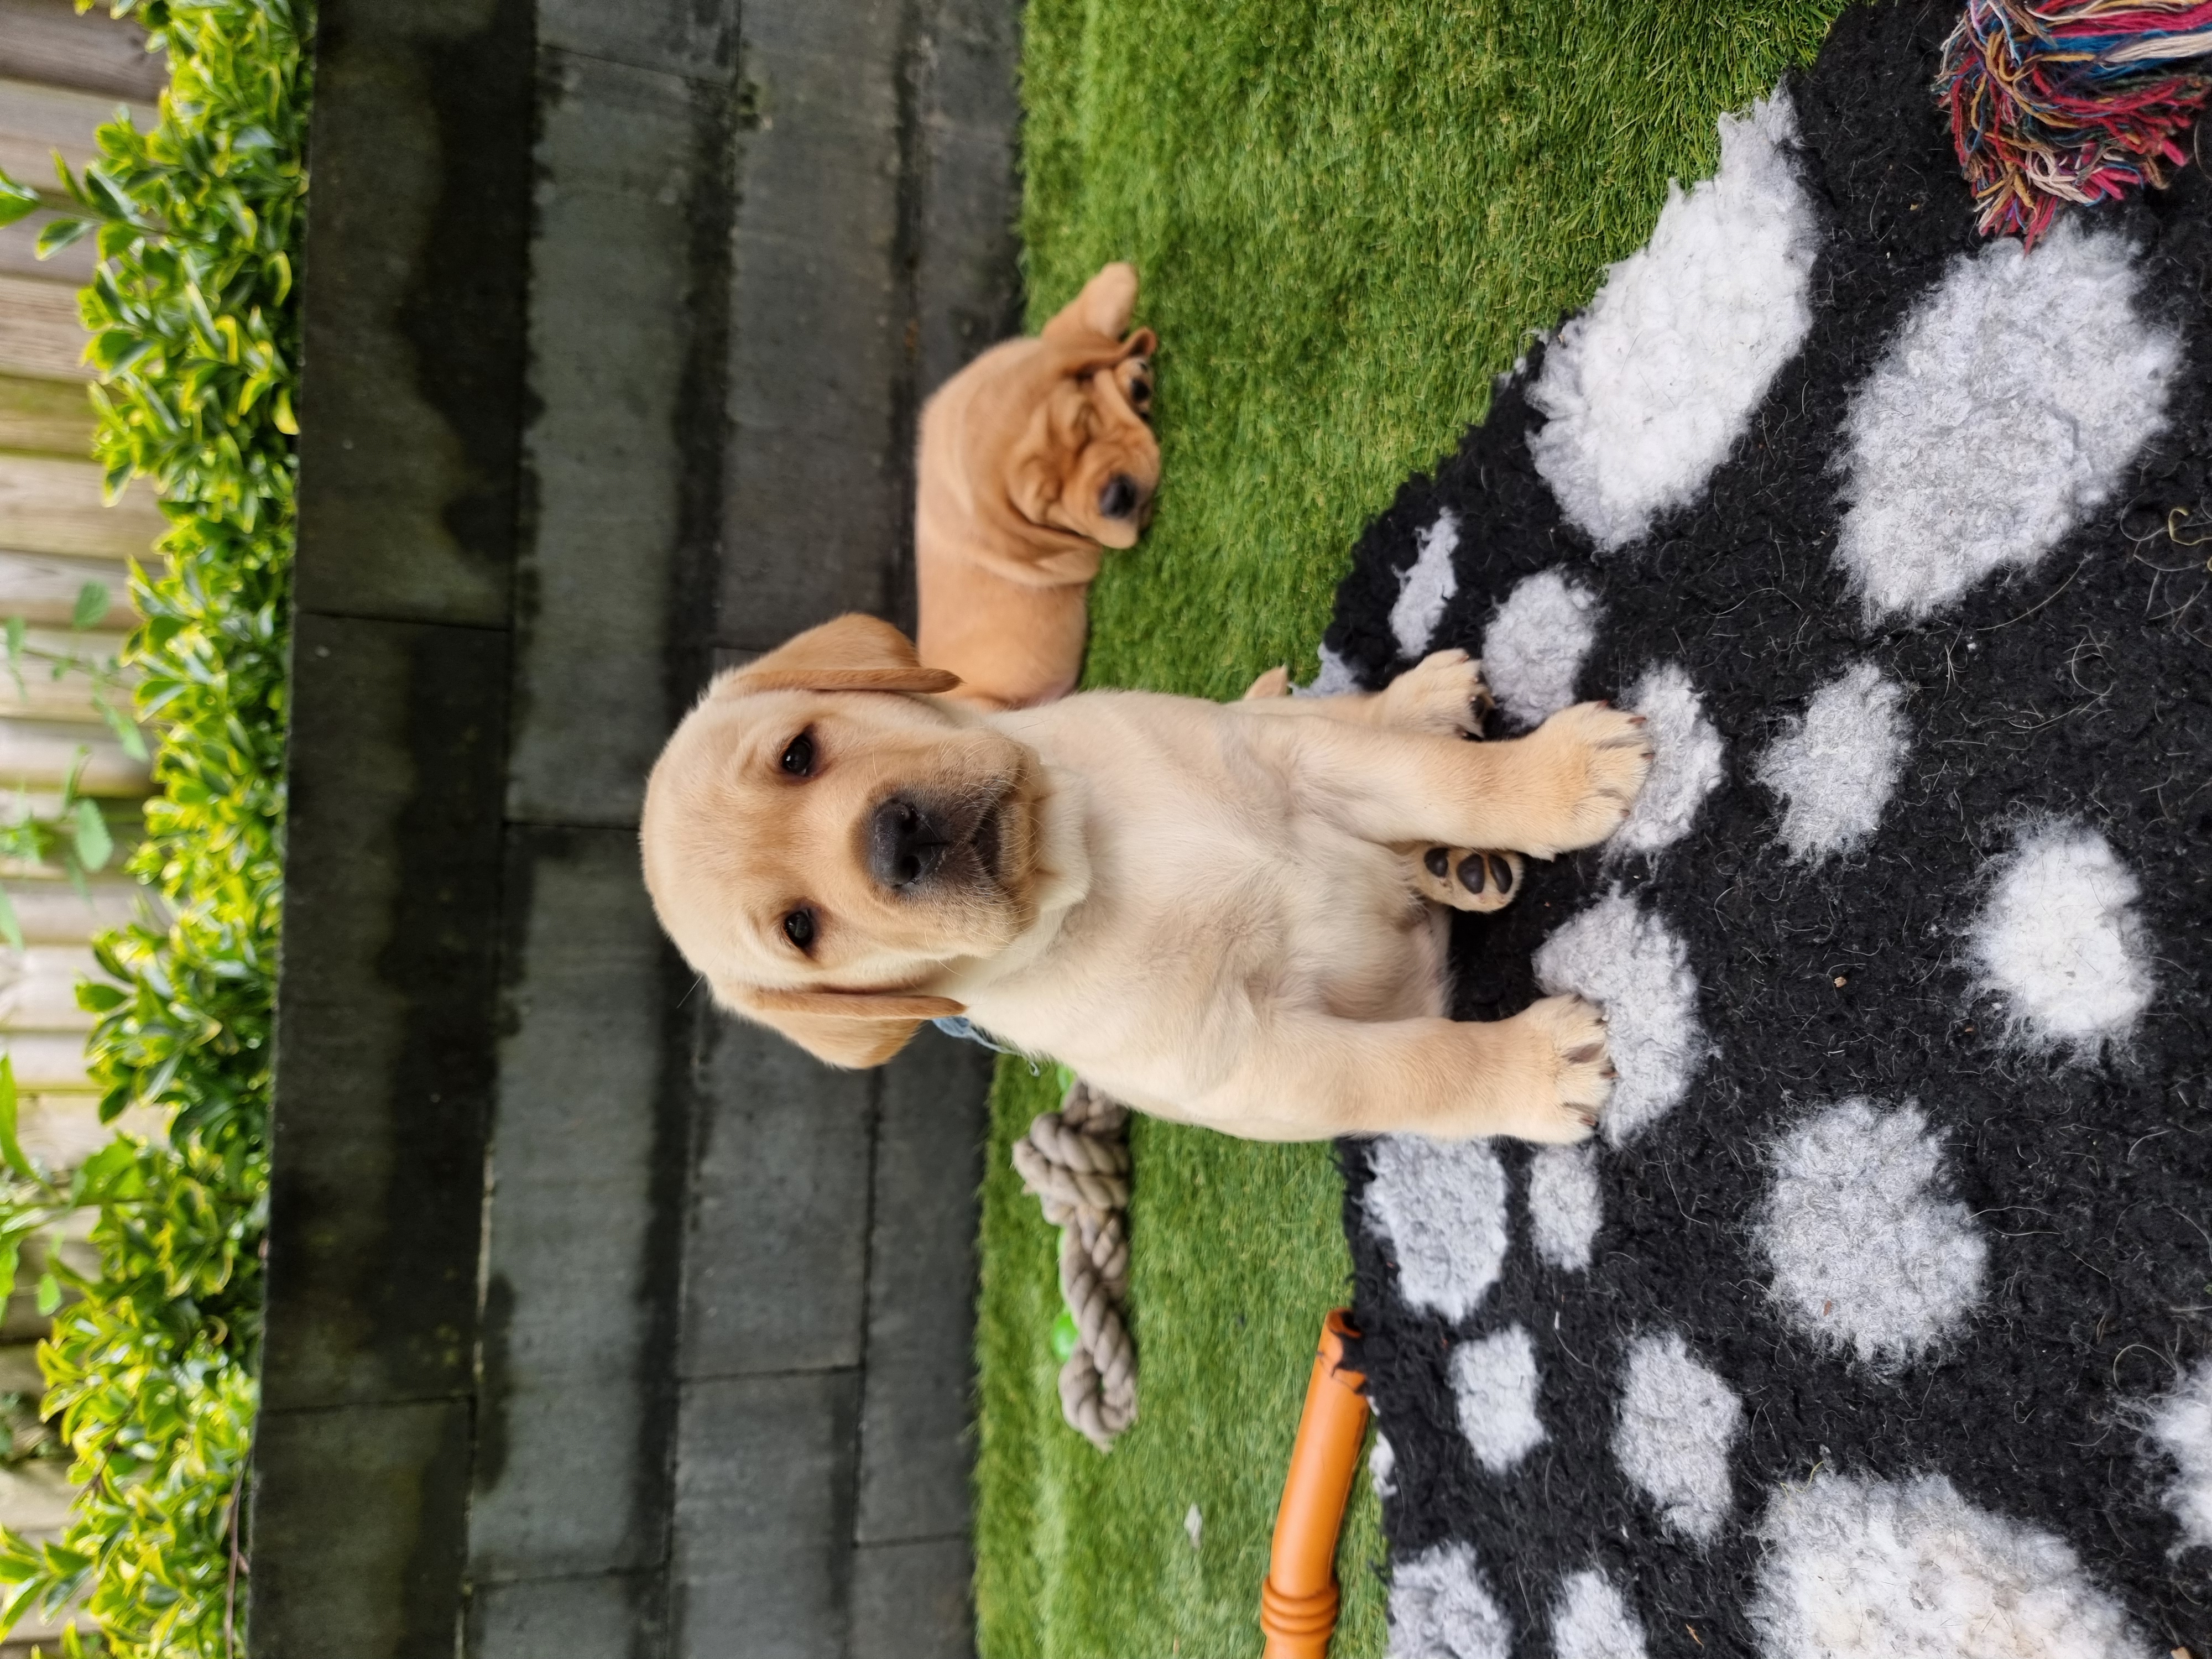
[640,615,1652,1143]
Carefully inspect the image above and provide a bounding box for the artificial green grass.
[977,4,1855,1655]
[978,1061,1390,1658]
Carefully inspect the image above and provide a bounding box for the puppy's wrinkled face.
[1005,338,1162,550]
[641,686,1045,995]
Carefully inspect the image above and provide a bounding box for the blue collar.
[931,1015,1039,1071]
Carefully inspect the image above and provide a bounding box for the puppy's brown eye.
[781,733,815,776]
[782,908,816,950]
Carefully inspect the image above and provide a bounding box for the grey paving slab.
[723,221,899,433]
[262,0,1028,1647]
[469,827,680,1581]
[717,363,905,645]
[913,0,1026,398]
[743,34,900,138]
[916,0,1022,138]
[263,615,508,1413]
[472,1384,673,1582]
[672,1370,860,1659]
[508,50,718,827]
[682,1015,875,1379]
[471,1570,662,1659]
[742,0,907,72]
[850,1537,974,1659]
[293,0,533,627]
[538,0,733,81]
[717,0,907,650]
[249,1400,472,1659]
[914,123,1026,401]
[857,1028,992,1545]
[718,460,901,639]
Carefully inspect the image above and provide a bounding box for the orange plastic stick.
[1259,1308,1370,1659]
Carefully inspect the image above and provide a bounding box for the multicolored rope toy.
[1937,0,2212,242]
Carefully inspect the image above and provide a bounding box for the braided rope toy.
[1013,1077,1138,1451]
[1937,0,2212,243]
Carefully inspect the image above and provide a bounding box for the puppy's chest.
[1088,785,1430,988]
[1006,698,1445,1024]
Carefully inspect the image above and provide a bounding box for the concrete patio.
[248,1,1022,1653]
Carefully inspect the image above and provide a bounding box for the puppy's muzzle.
[868,797,949,890]
[1099,474,1147,521]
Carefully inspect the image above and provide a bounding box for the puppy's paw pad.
[1508,995,1612,1144]
[1379,649,1494,737]
[1416,846,1523,912]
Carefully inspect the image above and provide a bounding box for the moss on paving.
[977,4,1855,1655]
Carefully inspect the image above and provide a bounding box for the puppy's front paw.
[1521,701,1654,854]
[1497,995,1613,1144]
[1415,845,1524,913]
[1378,648,1494,738]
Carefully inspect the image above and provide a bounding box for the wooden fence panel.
[0,453,165,558]
[0,716,145,793]
[0,0,164,102]
[0,942,98,1029]
[0,373,92,452]
[0,1,165,1590]
[0,75,156,190]
[0,208,97,283]
[0,549,139,629]
[3,876,140,940]
[0,272,88,380]
[0,1029,102,1089]
[0,624,135,723]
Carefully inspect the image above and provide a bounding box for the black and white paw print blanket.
[1321,6,2212,1655]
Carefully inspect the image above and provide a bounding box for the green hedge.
[0,0,307,1651]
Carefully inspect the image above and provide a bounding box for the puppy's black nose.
[869,797,946,890]
[1099,474,1140,520]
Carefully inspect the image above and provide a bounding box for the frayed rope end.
[1936,0,2212,243]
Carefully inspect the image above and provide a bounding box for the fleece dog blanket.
[1322,7,2212,1655]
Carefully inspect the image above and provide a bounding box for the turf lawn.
[976,5,1856,1655]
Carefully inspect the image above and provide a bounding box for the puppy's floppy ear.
[719,981,964,1070]
[1042,262,1139,343]
[717,614,961,697]
[1119,326,1157,361]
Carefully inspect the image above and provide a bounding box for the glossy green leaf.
[70,800,112,873]
[70,583,109,633]
[74,982,124,1014]
[97,701,147,763]
[0,1579,41,1631]
[33,216,91,258]
[74,1139,137,1197]
[0,176,35,229]
[0,1059,28,1182]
